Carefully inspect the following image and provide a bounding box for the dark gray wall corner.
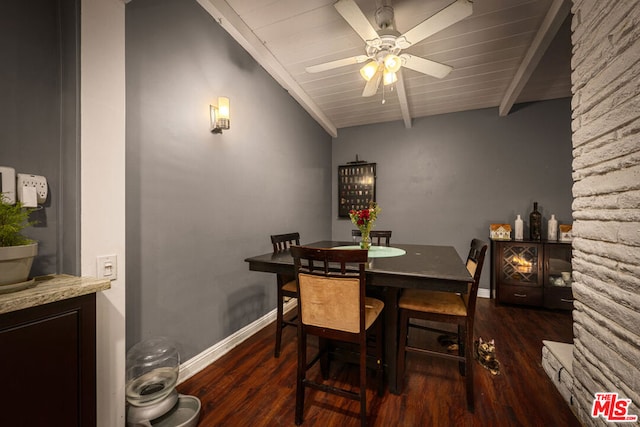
[125,0,332,359]
[0,0,80,276]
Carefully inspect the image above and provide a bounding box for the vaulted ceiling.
[197,0,572,137]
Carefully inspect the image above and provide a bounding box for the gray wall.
[332,98,573,291]
[126,0,332,358]
[0,0,79,276]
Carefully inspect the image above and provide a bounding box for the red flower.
[349,203,380,233]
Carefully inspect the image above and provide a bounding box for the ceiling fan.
[306,0,473,97]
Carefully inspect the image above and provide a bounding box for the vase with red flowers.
[349,202,381,250]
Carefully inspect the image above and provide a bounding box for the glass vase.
[360,230,371,250]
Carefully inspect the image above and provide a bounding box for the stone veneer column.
[570,0,640,425]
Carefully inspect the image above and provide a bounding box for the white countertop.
[0,274,111,315]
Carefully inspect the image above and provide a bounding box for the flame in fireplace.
[512,255,533,273]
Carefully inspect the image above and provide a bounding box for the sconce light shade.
[217,96,230,125]
[210,96,230,134]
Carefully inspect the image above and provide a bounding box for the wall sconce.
[210,97,230,134]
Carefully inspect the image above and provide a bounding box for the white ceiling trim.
[196,0,339,137]
[498,0,570,116]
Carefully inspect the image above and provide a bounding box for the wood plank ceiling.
[197,0,572,137]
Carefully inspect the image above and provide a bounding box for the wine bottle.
[515,215,524,240]
[530,202,542,240]
[548,214,558,241]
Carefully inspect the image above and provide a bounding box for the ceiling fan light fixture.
[383,54,402,73]
[360,60,379,81]
[310,0,471,98]
[383,70,397,86]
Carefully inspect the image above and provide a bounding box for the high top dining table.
[244,240,472,394]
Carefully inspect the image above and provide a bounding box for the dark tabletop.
[245,240,472,293]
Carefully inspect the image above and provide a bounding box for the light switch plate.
[97,254,118,281]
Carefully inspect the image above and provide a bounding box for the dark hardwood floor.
[177,298,580,426]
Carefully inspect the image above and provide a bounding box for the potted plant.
[0,195,38,287]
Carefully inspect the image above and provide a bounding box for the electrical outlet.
[97,255,118,281]
[17,173,48,204]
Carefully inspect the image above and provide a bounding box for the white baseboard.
[478,288,490,299]
[180,288,491,383]
[178,298,297,384]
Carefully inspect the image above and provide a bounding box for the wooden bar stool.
[397,238,488,412]
[291,246,385,427]
[270,232,300,358]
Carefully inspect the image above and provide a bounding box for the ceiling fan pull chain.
[381,82,386,104]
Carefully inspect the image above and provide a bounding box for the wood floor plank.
[177,299,579,426]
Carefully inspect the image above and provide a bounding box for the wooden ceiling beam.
[498,0,570,117]
[196,0,338,137]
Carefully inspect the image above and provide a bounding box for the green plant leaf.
[0,194,36,247]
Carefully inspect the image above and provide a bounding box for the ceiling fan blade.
[402,55,453,79]
[305,55,369,73]
[362,67,382,97]
[399,0,472,47]
[334,0,380,43]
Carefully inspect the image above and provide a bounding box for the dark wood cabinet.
[542,243,574,310]
[0,294,97,426]
[492,239,573,310]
